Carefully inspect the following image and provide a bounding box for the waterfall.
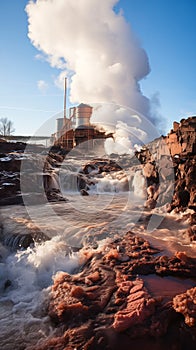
[90,172,129,193]
[58,166,147,196]
[48,171,60,191]
[59,170,79,193]
[132,170,147,198]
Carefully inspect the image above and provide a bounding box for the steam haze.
[26,0,152,116]
[26,0,161,152]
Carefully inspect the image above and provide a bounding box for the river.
[0,154,195,349]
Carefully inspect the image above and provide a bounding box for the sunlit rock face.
[133,117,196,222]
[166,117,196,157]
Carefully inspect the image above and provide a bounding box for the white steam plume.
[26,0,151,117]
[26,0,160,153]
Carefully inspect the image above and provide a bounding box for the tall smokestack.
[64,77,67,121]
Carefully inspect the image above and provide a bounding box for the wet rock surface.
[134,118,196,216]
[82,159,122,175]
[162,155,196,241]
[0,220,50,251]
[0,142,67,205]
[133,127,195,238]
[31,232,196,350]
[45,189,67,202]
[77,158,127,193]
[167,156,196,213]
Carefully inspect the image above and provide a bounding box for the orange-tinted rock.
[112,279,156,332]
[30,232,196,350]
[173,287,196,327]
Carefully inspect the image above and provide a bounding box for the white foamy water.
[0,163,195,349]
[0,232,83,350]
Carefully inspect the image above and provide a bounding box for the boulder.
[173,287,196,327]
[80,189,89,196]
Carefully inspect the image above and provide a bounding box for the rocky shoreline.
[27,231,196,350]
[0,117,195,349]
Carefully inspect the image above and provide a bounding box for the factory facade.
[52,79,112,151]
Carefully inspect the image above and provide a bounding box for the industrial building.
[52,78,113,151]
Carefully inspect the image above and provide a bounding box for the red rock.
[112,278,156,332]
[29,232,196,349]
[173,287,196,327]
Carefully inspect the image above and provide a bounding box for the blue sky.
[0,0,195,136]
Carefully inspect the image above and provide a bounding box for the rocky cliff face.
[166,117,196,156]
[134,117,195,239]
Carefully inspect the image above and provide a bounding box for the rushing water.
[0,156,196,349]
